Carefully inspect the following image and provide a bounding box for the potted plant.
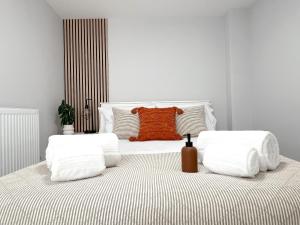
[58,100,75,135]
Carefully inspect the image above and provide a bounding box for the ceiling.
[46,0,257,18]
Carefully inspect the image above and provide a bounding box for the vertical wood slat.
[104,19,109,102]
[63,19,108,133]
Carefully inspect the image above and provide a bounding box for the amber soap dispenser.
[181,134,198,173]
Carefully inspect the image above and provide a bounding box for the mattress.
[1,152,300,225]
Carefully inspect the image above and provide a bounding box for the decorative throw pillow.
[112,108,139,139]
[129,107,183,141]
[176,105,207,137]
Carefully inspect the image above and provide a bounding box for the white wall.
[250,0,300,160]
[108,17,229,129]
[0,0,64,160]
[226,9,253,130]
[2,0,298,161]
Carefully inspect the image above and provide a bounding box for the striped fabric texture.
[176,105,207,137]
[1,154,300,225]
[112,107,139,139]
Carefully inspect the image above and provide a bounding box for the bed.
[1,148,300,225]
[1,101,300,225]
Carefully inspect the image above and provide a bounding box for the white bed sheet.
[119,138,198,155]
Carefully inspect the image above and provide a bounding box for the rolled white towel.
[50,144,106,182]
[46,133,120,169]
[203,143,260,178]
[197,131,280,171]
[91,133,121,168]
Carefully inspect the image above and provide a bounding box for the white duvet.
[119,138,202,161]
[118,138,196,154]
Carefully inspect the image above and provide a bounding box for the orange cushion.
[129,107,183,141]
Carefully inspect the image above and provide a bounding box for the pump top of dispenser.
[185,133,193,147]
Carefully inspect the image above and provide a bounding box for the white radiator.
[0,108,40,176]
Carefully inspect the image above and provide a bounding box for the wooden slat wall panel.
[64,19,108,132]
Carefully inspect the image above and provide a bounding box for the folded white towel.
[90,133,121,168]
[203,144,260,177]
[51,145,106,181]
[197,131,280,171]
[46,135,105,181]
[46,133,121,169]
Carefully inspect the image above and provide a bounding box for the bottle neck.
[185,142,193,147]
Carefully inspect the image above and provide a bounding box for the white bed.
[1,101,300,225]
[1,144,300,225]
[99,100,213,161]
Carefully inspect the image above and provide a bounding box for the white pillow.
[99,102,155,133]
[154,101,217,130]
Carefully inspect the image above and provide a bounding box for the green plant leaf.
[58,100,75,126]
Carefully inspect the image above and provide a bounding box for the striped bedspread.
[0,153,300,225]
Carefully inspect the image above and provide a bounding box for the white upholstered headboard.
[98,101,217,133]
